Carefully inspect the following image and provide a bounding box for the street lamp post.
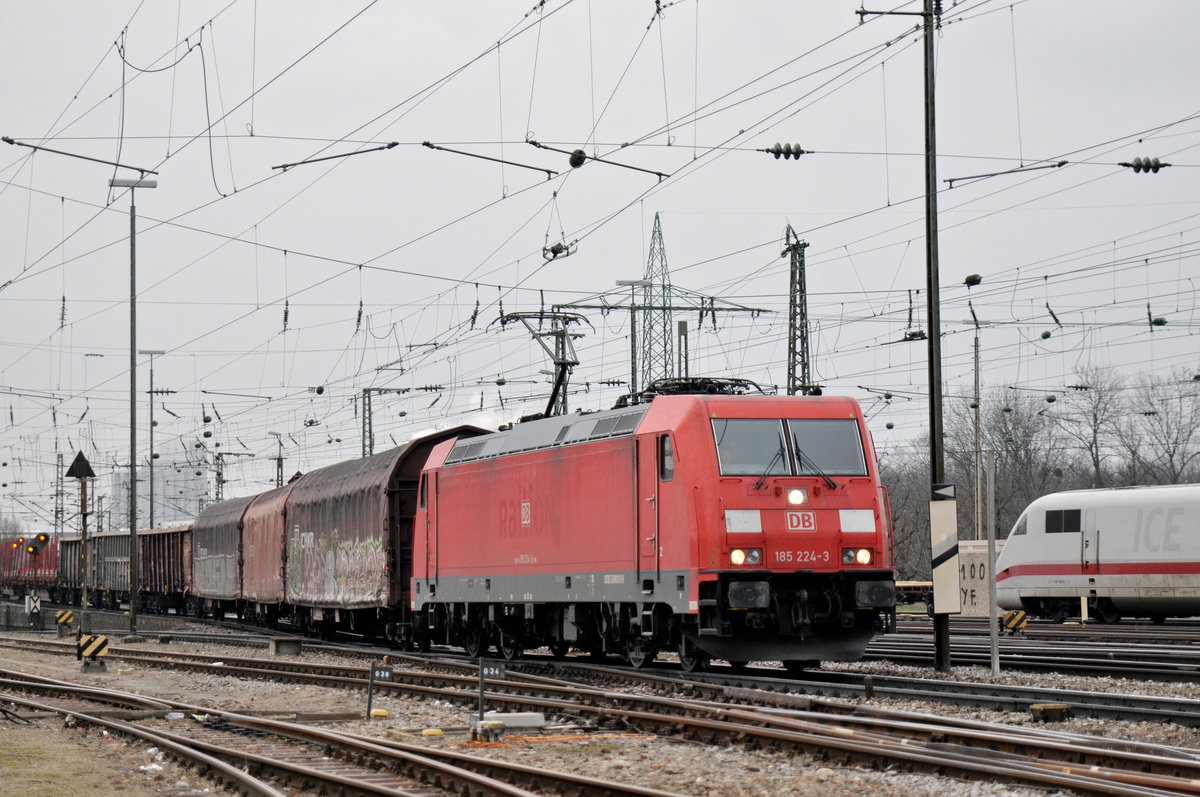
[111,176,157,644]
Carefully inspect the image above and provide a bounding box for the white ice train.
[995,484,1200,623]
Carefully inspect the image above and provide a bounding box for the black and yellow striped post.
[78,634,109,671]
[55,609,75,638]
[1003,610,1028,634]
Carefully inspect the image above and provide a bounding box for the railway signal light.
[1119,156,1170,173]
[25,533,49,557]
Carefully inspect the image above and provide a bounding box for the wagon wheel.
[726,660,748,673]
[625,636,657,669]
[548,639,571,659]
[677,636,708,673]
[784,660,819,677]
[1094,599,1121,625]
[463,624,484,659]
[499,632,522,661]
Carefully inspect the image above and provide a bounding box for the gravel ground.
[3,637,1198,796]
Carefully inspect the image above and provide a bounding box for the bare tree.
[0,511,24,538]
[1122,369,1200,484]
[1047,366,1127,488]
[982,390,1072,537]
[877,438,931,581]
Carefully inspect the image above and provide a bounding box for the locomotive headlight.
[730,548,763,567]
[786,487,808,505]
[842,547,873,565]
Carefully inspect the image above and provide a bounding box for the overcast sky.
[2,0,1197,528]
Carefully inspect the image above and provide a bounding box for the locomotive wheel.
[677,637,708,673]
[499,632,522,661]
[1150,615,1167,625]
[726,660,748,673]
[625,637,657,669]
[463,625,484,658]
[548,639,570,659]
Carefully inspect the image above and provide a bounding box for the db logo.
[520,500,532,526]
[786,511,816,532]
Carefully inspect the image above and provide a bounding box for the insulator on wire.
[1121,156,1170,173]
[765,142,808,160]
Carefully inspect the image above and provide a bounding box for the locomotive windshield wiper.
[794,442,837,490]
[752,449,784,490]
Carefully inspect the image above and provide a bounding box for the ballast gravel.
[4,636,1199,797]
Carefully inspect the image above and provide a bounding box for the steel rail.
[0,692,289,797]
[7,636,1200,794]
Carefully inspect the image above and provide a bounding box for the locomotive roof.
[445,403,650,465]
[444,393,864,466]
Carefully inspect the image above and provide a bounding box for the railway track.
[17,601,1200,681]
[6,635,1200,795]
[12,621,1200,727]
[0,666,687,797]
[869,626,1200,680]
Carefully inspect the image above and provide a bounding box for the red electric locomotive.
[411,381,895,671]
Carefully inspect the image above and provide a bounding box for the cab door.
[1081,508,1098,576]
[636,435,660,584]
[421,472,438,590]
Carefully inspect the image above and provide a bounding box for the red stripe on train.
[997,561,1200,582]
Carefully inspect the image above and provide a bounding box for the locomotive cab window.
[418,475,427,509]
[712,419,789,476]
[1045,509,1081,534]
[1010,514,1028,537]
[659,435,674,482]
[787,419,868,476]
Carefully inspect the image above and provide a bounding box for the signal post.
[66,452,95,635]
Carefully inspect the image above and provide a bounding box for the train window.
[712,419,789,476]
[1010,514,1027,536]
[659,435,674,482]
[1045,509,1081,534]
[418,475,427,510]
[786,419,868,476]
